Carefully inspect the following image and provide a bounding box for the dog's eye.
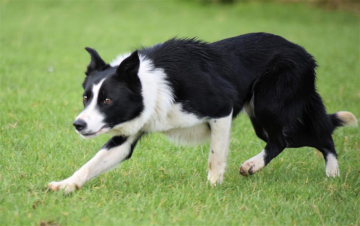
[104,98,112,104]
[83,96,88,102]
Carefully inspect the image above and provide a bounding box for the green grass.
[1,1,359,225]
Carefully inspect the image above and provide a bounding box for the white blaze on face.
[76,79,107,136]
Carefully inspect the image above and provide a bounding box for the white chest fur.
[109,54,208,141]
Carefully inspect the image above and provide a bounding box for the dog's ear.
[115,51,141,90]
[116,51,140,77]
[85,47,107,76]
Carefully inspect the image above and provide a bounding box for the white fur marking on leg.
[207,112,232,186]
[48,135,138,193]
[240,149,266,176]
[326,154,340,177]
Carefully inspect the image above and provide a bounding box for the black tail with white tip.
[329,111,358,129]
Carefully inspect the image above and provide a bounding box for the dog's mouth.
[79,125,110,138]
[81,132,97,137]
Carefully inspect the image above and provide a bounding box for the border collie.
[48,33,357,193]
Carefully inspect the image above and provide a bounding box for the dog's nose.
[73,119,87,131]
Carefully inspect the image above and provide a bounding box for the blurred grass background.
[0,0,359,225]
[202,0,360,14]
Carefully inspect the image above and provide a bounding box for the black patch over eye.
[104,98,112,104]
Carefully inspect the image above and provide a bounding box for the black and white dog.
[48,33,357,193]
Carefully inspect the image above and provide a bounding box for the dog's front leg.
[48,134,141,194]
[207,112,232,186]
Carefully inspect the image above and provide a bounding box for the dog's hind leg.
[48,133,142,194]
[207,112,233,186]
[314,137,340,177]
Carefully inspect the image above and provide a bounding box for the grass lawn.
[0,1,359,225]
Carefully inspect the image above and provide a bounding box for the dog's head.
[73,48,144,138]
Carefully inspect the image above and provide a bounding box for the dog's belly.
[163,123,210,145]
[142,103,206,132]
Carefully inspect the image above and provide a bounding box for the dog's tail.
[329,111,358,129]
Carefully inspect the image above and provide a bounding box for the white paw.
[326,167,340,177]
[207,162,226,186]
[48,178,82,194]
[325,154,340,178]
[240,161,256,176]
[240,150,265,176]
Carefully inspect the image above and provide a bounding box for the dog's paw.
[240,160,263,176]
[207,162,226,186]
[48,178,81,194]
[326,167,340,178]
[325,163,340,178]
[240,152,265,176]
